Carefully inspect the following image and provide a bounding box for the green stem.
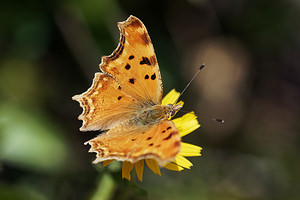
[90,173,116,200]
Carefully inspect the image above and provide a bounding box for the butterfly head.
[164,103,182,118]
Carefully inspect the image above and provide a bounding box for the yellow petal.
[162,89,180,105]
[163,162,184,171]
[102,160,114,167]
[173,112,200,137]
[173,155,193,169]
[179,142,202,157]
[145,159,161,176]
[176,100,184,107]
[134,160,144,182]
[122,161,134,181]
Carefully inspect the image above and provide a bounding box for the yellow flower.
[103,89,201,181]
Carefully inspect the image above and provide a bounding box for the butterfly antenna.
[178,110,225,123]
[198,114,225,123]
[173,64,205,104]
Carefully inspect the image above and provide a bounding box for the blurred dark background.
[1,0,299,199]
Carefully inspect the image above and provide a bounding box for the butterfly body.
[73,16,183,166]
[132,104,181,126]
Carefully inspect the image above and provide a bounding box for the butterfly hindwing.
[86,119,181,166]
[129,120,181,165]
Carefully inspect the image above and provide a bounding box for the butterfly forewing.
[72,73,139,131]
[100,15,163,105]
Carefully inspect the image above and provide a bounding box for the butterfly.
[72,15,183,166]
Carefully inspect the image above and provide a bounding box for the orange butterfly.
[73,16,201,180]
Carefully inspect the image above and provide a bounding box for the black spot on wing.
[151,73,156,80]
[163,131,176,140]
[125,64,131,70]
[140,57,151,65]
[129,78,135,84]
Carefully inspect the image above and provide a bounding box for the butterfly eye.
[170,110,175,117]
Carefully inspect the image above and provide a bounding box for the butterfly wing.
[72,73,141,131]
[100,15,163,105]
[86,119,181,166]
[73,16,163,131]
